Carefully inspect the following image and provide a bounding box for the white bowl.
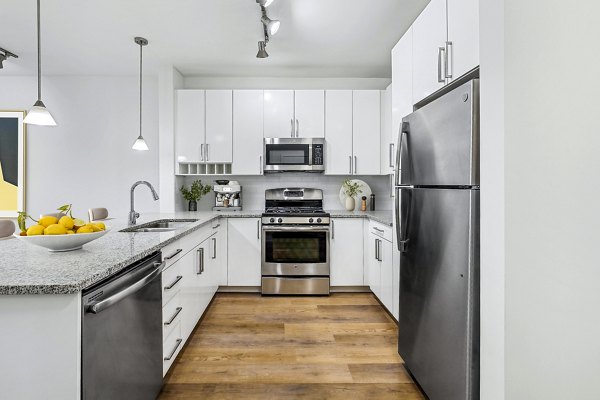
[14,227,110,252]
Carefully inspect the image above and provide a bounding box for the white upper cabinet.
[325,90,353,175]
[205,90,233,163]
[263,90,295,138]
[447,0,480,81]
[412,0,447,103]
[176,90,205,162]
[392,26,413,138]
[294,90,325,138]
[233,90,264,175]
[352,90,381,175]
[380,85,393,174]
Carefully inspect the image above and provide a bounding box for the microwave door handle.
[349,156,352,174]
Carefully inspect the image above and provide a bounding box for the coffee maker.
[213,181,242,211]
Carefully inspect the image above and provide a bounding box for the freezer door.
[398,187,479,400]
[399,79,479,186]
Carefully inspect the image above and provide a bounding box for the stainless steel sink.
[120,219,197,233]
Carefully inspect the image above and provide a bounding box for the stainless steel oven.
[263,137,325,172]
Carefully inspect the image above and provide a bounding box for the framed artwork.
[0,111,26,218]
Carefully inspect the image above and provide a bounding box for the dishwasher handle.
[87,261,164,314]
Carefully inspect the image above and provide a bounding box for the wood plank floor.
[159,293,425,400]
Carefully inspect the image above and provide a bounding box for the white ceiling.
[0,0,427,78]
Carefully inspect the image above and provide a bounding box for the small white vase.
[345,196,355,211]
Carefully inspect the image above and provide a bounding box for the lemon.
[26,225,45,236]
[73,218,86,229]
[85,223,102,232]
[44,224,68,235]
[93,222,106,231]
[76,226,94,234]
[39,216,58,228]
[58,216,75,229]
[66,230,75,235]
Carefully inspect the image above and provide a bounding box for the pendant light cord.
[139,42,142,138]
[37,0,41,101]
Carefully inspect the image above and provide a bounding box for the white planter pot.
[345,196,355,211]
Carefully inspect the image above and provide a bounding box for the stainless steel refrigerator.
[394,78,480,400]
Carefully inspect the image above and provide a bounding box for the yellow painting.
[0,111,26,218]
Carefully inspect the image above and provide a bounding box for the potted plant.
[180,180,212,211]
[342,179,362,211]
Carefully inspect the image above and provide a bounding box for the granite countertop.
[0,209,391,296]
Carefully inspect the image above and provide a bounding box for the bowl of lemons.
[14,205,110,252]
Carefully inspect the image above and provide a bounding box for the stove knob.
[270,218,275,223]
[317,218,322,223]
[277,218,283,223]
[309,218,314,223]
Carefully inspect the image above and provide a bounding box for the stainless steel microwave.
[263,138,325,172]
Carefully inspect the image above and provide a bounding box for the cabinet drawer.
[369,220,393,242]
[162,291,183,340]
[162,261,183,306]
[162,222,217,268]
[163,321,183,377]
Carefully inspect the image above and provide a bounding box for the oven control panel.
[262,216,330,225]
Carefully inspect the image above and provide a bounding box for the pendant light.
[24,0,56,126]
[131,37,149,151]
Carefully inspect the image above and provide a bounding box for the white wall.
[0,76,159,219]
[177,174,392,212]
[184,76,391,90]
[481,0,600,398]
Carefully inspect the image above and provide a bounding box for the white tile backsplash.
[177,174,393,212]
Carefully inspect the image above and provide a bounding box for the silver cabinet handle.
[164,338,183,361]
[437,47,446,83]
[164,275,183,290]
[165,249,182,260]
[257,220,261,239]
[295,119,299,137]
[212,237,217,259]
[349,155,352,174]
[373,227,384,233]
[259,155,263,174]
[197,248,204,274]
[206,144,210,161]
[331,220,335,239]
[354,156,357,174]
[378,239,382,261]
[389,143,395,168]
[445,41,453,79]
[200,143,205,161]
[87,261,164,314]
[374,238,379,261]
[290,119,294,137]
[164,307,182,325]
[212,223,220,229]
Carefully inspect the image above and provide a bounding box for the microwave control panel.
[312,144,324,165]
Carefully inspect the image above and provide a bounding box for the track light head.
[261,16,280,36]
[256,41,269,58]
[0,54,5,69]
[256,0,275,7]
[0,47,18,70]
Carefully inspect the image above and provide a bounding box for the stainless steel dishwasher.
[82,252,163,400]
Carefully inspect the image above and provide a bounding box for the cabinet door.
[392,26,413,157]
[227,218,261,286]
[379,238,394,314]
[352,90,381,175]
[263,90,294,138]
[179,245,203,341]
[366,234,381,299]
[232,90,264,175]
[324,90,353,175]
[330,219,364,286]
[447,0,479,80]
[176,90,205,162]
[294,90,325,138]
[412,0,447,103]
[196,238,214,314]
[380,85,393,174]
[210,220,228,286]
[205,90,233,163]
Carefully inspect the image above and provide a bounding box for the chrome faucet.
[129,181,159,225]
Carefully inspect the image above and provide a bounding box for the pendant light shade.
[132,37,149,151]
[256,41,269,58]
[24,0,56,126]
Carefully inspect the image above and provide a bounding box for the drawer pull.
[164,275,183,290]
[212,223,221,229]
[164,307,183,326]
[373,227,385,233]
[164,338,183,361]
[165,249,183,260]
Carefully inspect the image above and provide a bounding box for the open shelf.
[176,162,233,176]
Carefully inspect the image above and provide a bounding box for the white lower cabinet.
[227,218,262,286]
[163,320,182,376]
[211,218,228,286]
[379,238,394,314]
[366,221,395,316]
[330,218,364,286]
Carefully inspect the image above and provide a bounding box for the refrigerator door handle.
[395,187,401,248]
[395,122,409,186]
[398,188,412,253]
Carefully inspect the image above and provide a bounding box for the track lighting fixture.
[255,0,279,58]
[0,47,18,69]
[256,41,269,58]
[131,37,149,151]
[256,0,274,7]
[24,0,56,126]
[261,15,280,36]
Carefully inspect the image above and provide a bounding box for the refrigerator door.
[398,79,479,186]
[398,187,479,400]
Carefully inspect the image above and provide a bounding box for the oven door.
[262,226,330,276]
[264,142,312,172]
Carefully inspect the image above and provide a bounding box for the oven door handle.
[262,226,330,232]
